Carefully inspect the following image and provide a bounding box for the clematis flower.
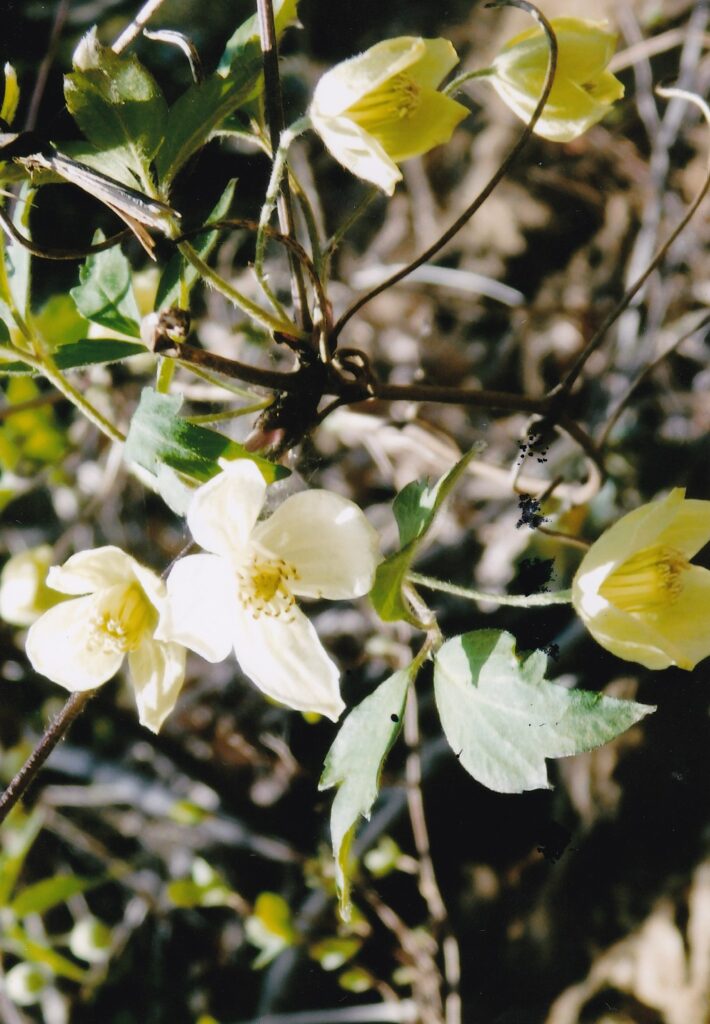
[572,489,710,670]
[486,17,624,143]
[26,547,186,732]
[310,37,469,194]
[0,545,62,627]
[156,460,381,721]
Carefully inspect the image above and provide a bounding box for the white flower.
[157,461,381,721]
[26,547,186,732]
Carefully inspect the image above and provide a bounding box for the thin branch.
[112,0,170,54]
[404,687,461,1024]
[256,0,311,330]
[408,573,574,606]
[0,207,130,259]
[552,83,710,399]
[597,310,710,448]
[0,691,96,826]
[331,0,559,343]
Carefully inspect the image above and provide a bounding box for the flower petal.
[231,606,345,720]
[574,489,686,584]
[371,89,468,162]
[407,37,460,89]
[47,546,138,596]
[573,597,679,671]
[253,490,380,599]
[25,595,124,691]
[187,460,266,558]
[157,554,236,663]
[647,566,710,670]
[656,499,710,559]
[310,113,402,194]
[128,639,186,733]
[311,37,425,119]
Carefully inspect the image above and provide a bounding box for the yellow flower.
[310,37,468,195]
[487,17,624,142]
[572,490,710,670]
[26,547,186,732]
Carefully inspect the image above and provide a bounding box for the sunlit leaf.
[371,444,483,623]
[125,387,288,487]
[64,28,168,190]
[245,892,296,968]
[434,630,655,794]
[11,875,91,917]
[319,669,410,919]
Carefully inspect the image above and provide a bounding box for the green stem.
[177,241,304,340]
[408,572,573,607]
[443,67,495,96]
[255,117,310,300]
[16,348,125,444]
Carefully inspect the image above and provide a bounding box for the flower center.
[348,73,421,128]
[236,555,300,620]
[599,544,690,614]
[88,582,156,655]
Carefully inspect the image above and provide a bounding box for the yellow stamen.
[88,583,156,654]
[600,544,690,614]
[237,556,300,620]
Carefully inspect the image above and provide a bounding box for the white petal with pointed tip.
[25,595,124,691]
[253,490,380,599]
[129,638,187,733]
[231,605,345,720]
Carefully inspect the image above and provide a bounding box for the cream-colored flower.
[487,17,624,143]
[0,545,61,627]
[310,36,468,194]
[26,547,186,732]
[157,460,381,721]
[572,489,710,670]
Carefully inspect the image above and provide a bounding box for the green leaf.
[371,444,483,623]
[34,294,89,348]
[245,893,296,968]
[155,179,236,310]
[70,238,141,337]
[0,809,44,907]
[11,875,90,917]
[155,71,261,186]
[0,339,145,376]
[4,924,86,982]
[309,937,361,972]
[64,28,168,190]
[125,387,288,487]
[0,183,33,325]
[319,670,410,920]
[434,630,655,794]
[217,0,299,73]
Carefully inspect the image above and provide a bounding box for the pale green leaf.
[11,875,90,917]
[371,444,483,623]
[245,893,296,968]
[434,630,655,794]
[319,670,410,919]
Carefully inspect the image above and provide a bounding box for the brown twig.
[256,0,311,331]
[0,691,96,826]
